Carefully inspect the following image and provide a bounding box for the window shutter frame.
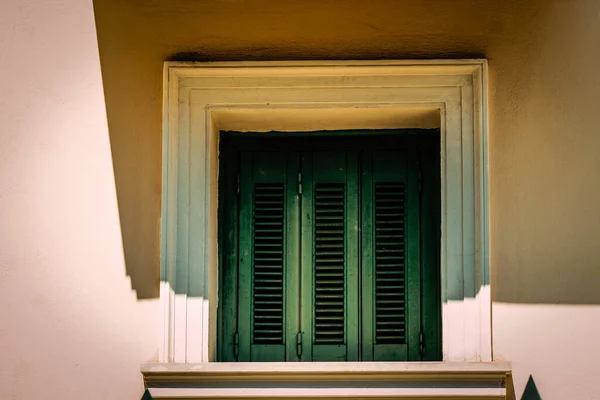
[237,152,300,362]
[361,150,422,361]
[300,151,360,362]
[218,150,240,362]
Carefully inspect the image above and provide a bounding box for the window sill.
[142,361,512,399]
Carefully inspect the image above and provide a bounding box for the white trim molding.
[159,60,491,364]
[142,362,511,399]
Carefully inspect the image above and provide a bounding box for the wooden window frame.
[157,60,491,364]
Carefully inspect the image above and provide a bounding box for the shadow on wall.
[167,51,484,62]
[91,0,487,300]
[92,0,600,307]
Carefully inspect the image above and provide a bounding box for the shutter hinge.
[297,172,303,195]
[233,332,239,359]
[296,331,303,358]
[236,173,240,196]
[419,330,425,360]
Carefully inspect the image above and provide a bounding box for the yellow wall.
[94,0,600,303]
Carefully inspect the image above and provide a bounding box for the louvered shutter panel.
[313,183,345,346]
[238,151,300,362]
[300,151,359,361]
[252,183,285,345]
[361,151,421,361]
[374,182,407,345]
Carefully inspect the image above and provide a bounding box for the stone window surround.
[156,60,492,365]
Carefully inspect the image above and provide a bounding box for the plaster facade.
[1,0,600,399]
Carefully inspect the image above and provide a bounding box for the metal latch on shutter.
[297,172,303,195]
[296,332,303,358]
[233,332,239,359]
[419,331,425,360]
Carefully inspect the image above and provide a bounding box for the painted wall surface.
[0,0,158,399]
[2,0,600,399]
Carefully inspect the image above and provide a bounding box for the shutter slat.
[252,184,285,345]
[314,183,345,345]
[375,182,407,345]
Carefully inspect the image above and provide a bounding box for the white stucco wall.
[0,0,158,398]
[2,0,600,399]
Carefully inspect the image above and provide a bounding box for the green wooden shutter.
[219,151,240,362]
[237,151,300,362]
[361,150,421,361]
[300,151,359,361]
[221,140,436,363]
[419,143,442,361]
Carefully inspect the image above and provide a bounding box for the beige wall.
[92,0,600,397]
[0,0,157,398]
[2,0,600,398]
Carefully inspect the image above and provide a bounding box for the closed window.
[218,132,441,362]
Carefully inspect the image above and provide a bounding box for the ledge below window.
[142,362,512,399]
